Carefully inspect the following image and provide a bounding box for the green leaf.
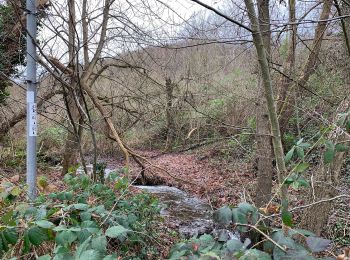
[55,231,77,246]
[28,227,49,246]
[298,142,311,149]
[37,255,51,260]
[35,220,55,229]
[3,228,18,244]
[91,235,107,253]
[75,236,92,257]
[1,210,16,226]
[80,212,92,221]
[10,186,21,196]
[289,229,315,237]
[295,177,309,188]
[335,143,349,152]
[306,236,331,253]
[213,206,232,226]
[284,176,295,185]
[105,225,128,238]
[77,229,91,243]
[240,249,271,260]
[53,226,68,232]
[72,203,89,211]
[23,231,30,253]
[324,140,335,164]
[285,147,295,164]
[296,147,305,160]
[296,138,304,145]
[225,239,243,252]
[282,210,293,227]
[53,253,74,260]
[324,148,335,164]
[295,162,309,173]
[65,192,73,201]
[80,221,100,234]
[0,233,9,252]
[79,249,101,260]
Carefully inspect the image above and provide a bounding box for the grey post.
[26,0,37,200]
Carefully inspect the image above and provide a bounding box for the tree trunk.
[61,0,83,175]
[61,87,83,175]
[244,0,289,216]
[254,0,273,207]
[165,78,175,151]
[278,0,332,138]
[300,95,350,235]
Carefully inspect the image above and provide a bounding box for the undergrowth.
[0,172,165,259]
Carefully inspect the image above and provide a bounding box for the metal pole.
[26,0,37,201]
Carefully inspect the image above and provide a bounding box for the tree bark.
[254,0,273,207]
[61,0,84,175]
[244,0,289,216]
[165,78,176,151]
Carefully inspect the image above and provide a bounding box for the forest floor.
[108,149,258,209]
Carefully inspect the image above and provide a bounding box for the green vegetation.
[170,203,331,259]
[0,172,163,259]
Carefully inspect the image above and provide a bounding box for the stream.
[135,185,213,237]
[76,165,214,237]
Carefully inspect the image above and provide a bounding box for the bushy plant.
[169,202,333,259]
[0,172,162,259]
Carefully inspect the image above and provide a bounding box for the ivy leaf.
[105,225,128,238]
[306,236,331,253]
[37,255,51,260]
[295,162,309,173]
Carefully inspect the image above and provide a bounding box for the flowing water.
[76,165,215,237]
[135,185,213,237]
